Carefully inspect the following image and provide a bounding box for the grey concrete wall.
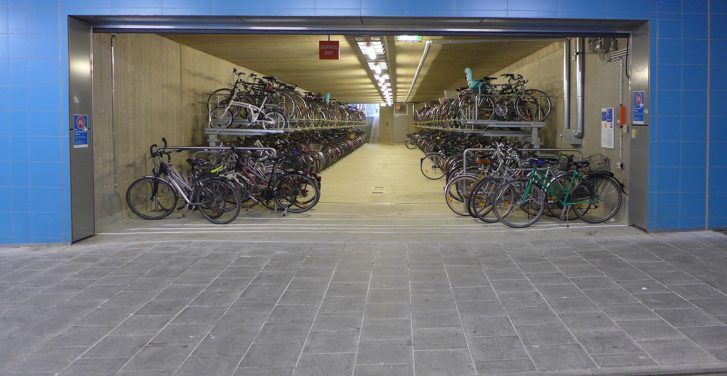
[92,33,259,229]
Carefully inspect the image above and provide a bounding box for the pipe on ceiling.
[575,37,585,138]
[404,40,431,103]
[404,38,566,103]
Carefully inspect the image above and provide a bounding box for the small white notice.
[601,108,614,149]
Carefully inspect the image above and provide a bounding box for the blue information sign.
[73,114,89,148]
[633,91,645,125]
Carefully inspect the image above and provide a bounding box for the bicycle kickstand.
[560,206,570,228]
[176,205,193,220]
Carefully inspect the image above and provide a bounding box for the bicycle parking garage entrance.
[67,17,650,243]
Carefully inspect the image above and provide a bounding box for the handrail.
[462,147,583,173]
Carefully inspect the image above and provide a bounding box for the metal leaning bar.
[462,147,584,173]
[157,145,278,158]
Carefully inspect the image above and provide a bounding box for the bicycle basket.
[583,154,611,174]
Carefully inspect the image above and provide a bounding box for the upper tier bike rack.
[204,122,369,146]
[462,147,583,173]
[414,120,545,148]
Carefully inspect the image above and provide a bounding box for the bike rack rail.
[157,145,278,159]
[462,147,583,173]
[205,122,369,146]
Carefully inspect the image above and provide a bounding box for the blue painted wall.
[0,0,721,243]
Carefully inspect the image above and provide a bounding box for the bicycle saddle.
[263,75,277,81]
[482,76,497,81]
[574,160,590,169]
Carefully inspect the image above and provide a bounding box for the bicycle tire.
[469,177,502,223]
[405,138,417,149]
[261,109,289,130]
[126,177,178,220]
[492,180,545,228]
[275,173,321,214]
[421,154,445,180]
[573,175,623,223]
[193,177,241,224]
[444,174,477,216]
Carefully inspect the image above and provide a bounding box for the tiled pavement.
[1,232,727,375]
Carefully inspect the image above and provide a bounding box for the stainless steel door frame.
[68,17,95,242]
[628,22,650,231]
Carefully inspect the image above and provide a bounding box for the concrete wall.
[92,33,257,229]
[492,39,630,190]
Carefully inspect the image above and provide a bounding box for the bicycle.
[126,138,241,224]
[491,158,622,228]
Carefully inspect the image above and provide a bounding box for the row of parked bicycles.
[408,131,624,228]
[207,69,367,130]
[126,130,366,224]
[413,73,552,129]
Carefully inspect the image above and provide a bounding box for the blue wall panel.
[0,0,723,243]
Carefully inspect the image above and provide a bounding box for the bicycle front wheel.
[261,109,289,129]
[421,154,445,180]
[444,174,477,216]
[126,177,178,220]
[193,177,241,224]
[469,177,501,223]
[492,180,545,228]
[573,175,623,223]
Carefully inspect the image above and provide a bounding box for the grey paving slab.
[680,326,727,349]
[353,364,413,376]
[618,319,685,341]
[361,319,412,340]
[638,339,720,365]
[175,355,240,376]
[462,316,516,337]
[356,339,412,365]
[526,343,595,371]
[559,312,620,333]
[655,307,724,327]
[83,335,151,359]
[574,330,643,355]
[468,336,529,361]
[59,358,129,376]
[413,327,467,350]
[413,349,476,376]
[411,309,461,329]
[516,322,577,345]
[294,353,355,376]
[304,330,359,354]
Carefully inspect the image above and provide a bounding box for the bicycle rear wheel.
[126,177,178,220]
[275,174,321,213]
[492,180,545,228]
[193,177,241,224]
[573,175,623,223]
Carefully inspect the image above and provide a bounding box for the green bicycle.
[491,159,623,228]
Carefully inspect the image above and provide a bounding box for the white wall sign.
[601,107,615,149]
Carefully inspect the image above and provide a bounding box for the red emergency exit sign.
[319,40,340,60]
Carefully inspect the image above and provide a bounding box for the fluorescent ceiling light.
[396,35,422,42]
